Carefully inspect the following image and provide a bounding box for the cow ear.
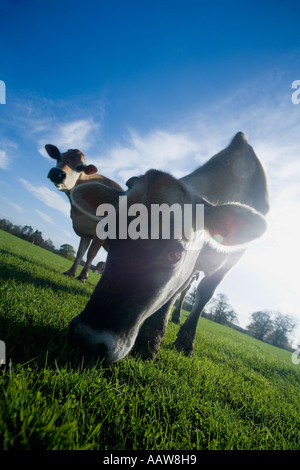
[70,182,121,220]
[126,176,140,188]
[45,144,61,160]
[83,164,98,175]
[205,203,267,246]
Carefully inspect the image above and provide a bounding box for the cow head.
[46,144,98,191]
[68,168,267,363]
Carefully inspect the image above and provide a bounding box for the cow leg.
[171,271,200,324]
[131,295,177,360]
[63,237,91,277]
[174,270,228,356]
[171,286,189,324]
[77,237,104,282]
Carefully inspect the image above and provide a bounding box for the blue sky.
[1,0,300,343]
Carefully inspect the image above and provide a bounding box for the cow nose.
[68,317,109,361]
[47,167,66,184]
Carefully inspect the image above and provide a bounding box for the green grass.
[0,229,299,450]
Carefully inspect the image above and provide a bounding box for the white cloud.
[2,197,23,213]
[96,85,300,203]
[58,119,99,148]
[18,177,70,217]
[61,229,72,238]
[90,86,300,188]
[34,209,54,224]
[0,150,9,170]
[92,128,200,184]
[38,118,100,160]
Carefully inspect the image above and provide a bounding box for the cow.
[68,132,269,361]
[93,261,106,275]
[170,271,200,324]
[46,145,123,281]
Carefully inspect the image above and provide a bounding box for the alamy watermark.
[95,196,205,244]
[292,350,300,365]
[0,340,5,365]
[0,80,6,104]
[291,80,300,105]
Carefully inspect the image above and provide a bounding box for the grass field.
[0,229,299,450]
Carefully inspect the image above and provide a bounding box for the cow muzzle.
[47,167,66,185]
[68,316,131,363]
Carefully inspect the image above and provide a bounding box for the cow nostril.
[47,168,66,183]
[67,320,109,360]
[95,342,108,359]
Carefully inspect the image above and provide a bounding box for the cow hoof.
[130,342,158,361]
[77,276,87,283]
[173,339,194,356]
[63,271,75,277]
[170,317,180,325]
[130,348,157,361]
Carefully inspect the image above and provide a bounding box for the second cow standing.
[46,144,123,281]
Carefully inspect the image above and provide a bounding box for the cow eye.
[166,251,182,263]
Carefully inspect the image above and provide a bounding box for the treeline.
[182,290,298,352]
[0,218,75,261]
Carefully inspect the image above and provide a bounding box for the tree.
[21,225,34,240]
[0,218,57,253]
[206,293,238,326]
[44,238,55,252]
[0,218,12,232]
[247,310,274,341]
[10,224,22,237]
[266,312,297,348]
[183,286,198,311]
[31,230,44,246]
[58,243,75,260]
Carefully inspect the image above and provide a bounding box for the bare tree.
[247,310,274,341]
[206,293,238,326]
[266,312,297,348]
[184,286,198,311]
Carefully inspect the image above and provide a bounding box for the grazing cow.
[68,132,269,361]
[93,261,106,275]
[46,145,123,281]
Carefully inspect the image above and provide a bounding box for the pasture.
[0,229,299,450]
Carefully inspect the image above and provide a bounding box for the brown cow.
[46,145,123,281]
[93,261,106,275]
[68,132,269,361]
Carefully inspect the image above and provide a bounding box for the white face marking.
[94,331,137,362]
[58,170,81,191]
[72,322,137,363]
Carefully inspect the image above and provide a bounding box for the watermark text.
[95,197,205,243]
[291,80,300,105]
[0,80,6,104]
[0,340,5,365]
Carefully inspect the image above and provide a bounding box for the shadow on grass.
[0,313,95,371]
[0,256,96,298]
[0,249,101,370]
[0,247,100,287]
[0,247,65,272]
